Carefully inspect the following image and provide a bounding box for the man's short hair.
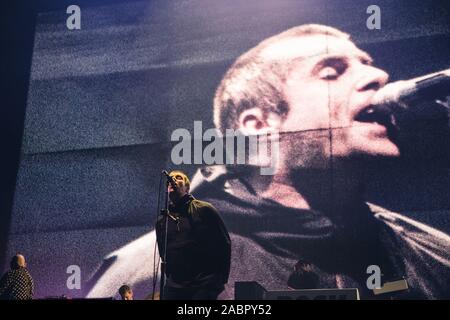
[10,254,23,269]
[118,284,131,296]
[213,24,349,133]
[10,256,20,269]
[169,170,191,190]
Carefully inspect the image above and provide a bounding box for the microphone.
[162,170,178,190]
[372,69,450,115]
[372,69,450,160]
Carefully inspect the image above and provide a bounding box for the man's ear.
[238,108,282,135]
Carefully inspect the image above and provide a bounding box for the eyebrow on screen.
[311,53,373,74]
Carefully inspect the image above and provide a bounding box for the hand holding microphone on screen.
[162,170,178,190]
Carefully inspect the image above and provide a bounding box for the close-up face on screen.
[1,0,449,303]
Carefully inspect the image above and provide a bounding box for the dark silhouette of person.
[0,254,34,300]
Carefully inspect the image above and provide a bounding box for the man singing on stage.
[87,24,450,300]
[155,170,231,300]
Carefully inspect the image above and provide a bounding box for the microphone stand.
[159,178,170,300]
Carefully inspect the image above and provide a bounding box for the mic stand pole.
[159,180,170,300]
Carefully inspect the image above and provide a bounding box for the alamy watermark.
[66,5,81,30]
[66,265,81,290]
[366,264,382,289]
[366,5,381,30]
[171,121,279,175]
